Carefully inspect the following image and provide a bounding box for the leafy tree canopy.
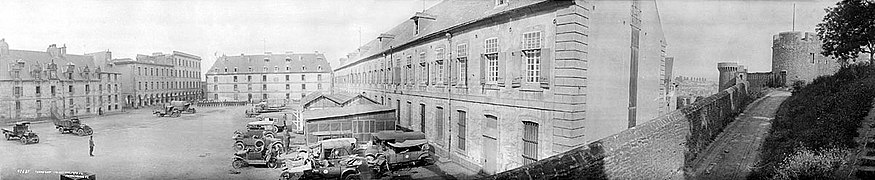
[816,0,875,65]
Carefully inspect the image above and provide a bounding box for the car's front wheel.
[343,173,361,180]
[232,159,247,169]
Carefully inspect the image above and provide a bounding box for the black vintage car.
[2,122,39,144]
[286,138,370,180]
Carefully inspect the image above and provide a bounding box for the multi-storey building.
[332,0,669,174]
[205,52,332,103]
[109,51,202,108]
[0,39,122,122]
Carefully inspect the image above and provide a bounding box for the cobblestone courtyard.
[0,106,474,179]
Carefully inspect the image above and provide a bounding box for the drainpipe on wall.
[446,32,453,153]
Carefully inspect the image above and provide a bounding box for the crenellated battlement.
[773,31,820,46]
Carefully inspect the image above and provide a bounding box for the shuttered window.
[457,110,467,150]
[522,121,539,165]
[457,44,468,86]
[523,31,543,83]
[485,38,500,83]
[436,106,444,145]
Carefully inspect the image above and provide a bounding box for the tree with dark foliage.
[816,0,875,66]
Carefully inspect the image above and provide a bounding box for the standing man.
[89,136,95,157]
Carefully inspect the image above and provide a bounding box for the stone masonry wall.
[486,83,754,179]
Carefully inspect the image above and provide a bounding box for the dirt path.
[689,90,792,180]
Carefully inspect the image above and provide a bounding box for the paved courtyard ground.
[0,106,476,179]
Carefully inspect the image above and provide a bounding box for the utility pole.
[792,3,796,31]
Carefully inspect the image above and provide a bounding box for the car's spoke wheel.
[232,159,246,169]
[32,137,39,143]
[76,129,85,136]
[6,134,11,140]
[20,137,27,144]
[84,127,93,135]
[234,142,245,151]
[272,143,285,154]
[344,173,361,180]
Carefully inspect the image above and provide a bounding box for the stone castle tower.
[771,31,840,85]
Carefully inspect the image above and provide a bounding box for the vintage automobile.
[231,136,285,169]
[153,105,180,117]
[59,172,96,180]
[2,122,40,144]
[292,138,369,180]
[54,116,93,136]
[244,102,287,118]
[278,150,314,180]
[170,101,196,114]
[233,121,287,151]
[364,131,433,173]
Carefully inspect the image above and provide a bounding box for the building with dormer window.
[108,51,202,108]
[205,52,332,104]
[0,39,122,122]
[332,0,671,174]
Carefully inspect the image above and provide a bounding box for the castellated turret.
[717,62,738,91]
[771,31,840,86]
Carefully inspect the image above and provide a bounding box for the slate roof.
[337,0,550,70]
[301,92,378,109]
[0,48,105,81]
[206,53,332,74]
[304,104,394,121]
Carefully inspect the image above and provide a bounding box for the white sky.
[0,0,838,80]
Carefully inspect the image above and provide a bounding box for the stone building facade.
[109,51,202,108]
[771,31,841,86]
[332,0,669,174]
[0,39,122,122]
[205,52,332,103]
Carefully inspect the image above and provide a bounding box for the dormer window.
[302,66,306,71]
[318,66,322,71]
[414,19,420,35]
[264,57,270,62]
[286,66,290,71]
[274,66,278,71]
[248,67,252,72]
[234,67,238,72]
[496,0,507,6]
[224,67,228,72]
[286,57,291,62]
[263,67,268,71]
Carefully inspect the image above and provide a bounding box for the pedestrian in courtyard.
[89,135,95,157]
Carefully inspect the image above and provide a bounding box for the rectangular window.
[247,76,252,82]
[420,104,426,132]
[262,75,267,81]
[523,31,542,50]
[233,84,238,91]
[13,87,21,97]
[262,84,267,90]
[523,121,539,165]
[486,54,499,82]
[302,75,306,81]
[302,84,306,90]
[286,84,290,90]
[233,76,238,82]
[525,50,541,82]
[318,83,323,89]
[457,44,468,85]
[51,86,56,96]
[457,110,466,150]
[407,102,412,127]
[286,75,290,81]
[485,38,499,54]
[436,106,444,145]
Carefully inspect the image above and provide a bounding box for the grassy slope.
[750,65,875,179]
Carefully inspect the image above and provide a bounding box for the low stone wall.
[196,100,249,107]
[486,83,755,179]
[748,72,786,88]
